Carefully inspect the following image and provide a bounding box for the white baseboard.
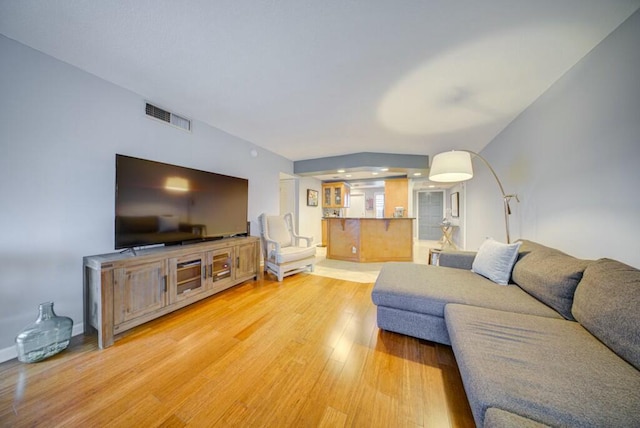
[72,322,84,337]
[0,346,16,364]
[0,323,84,364]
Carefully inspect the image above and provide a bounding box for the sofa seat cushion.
[271,245,316,264]
[512,240,590,320]
[572,258,640,371]
[445,304,640,428]
[376,306,451,345]
[372,262,562,319]
[483,408,550,428]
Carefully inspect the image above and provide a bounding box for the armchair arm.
[438,251,476,270]
[292,234,314,247]
[263,237,282,258]
[283,212,313,247]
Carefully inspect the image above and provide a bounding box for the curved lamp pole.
[428,150,519,243]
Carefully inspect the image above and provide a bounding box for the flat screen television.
[115,154,248,249]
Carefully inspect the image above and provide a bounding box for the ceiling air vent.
[145,102,191,132]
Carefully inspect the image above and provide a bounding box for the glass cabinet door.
[334,186,342,206]
[211,249,232,282]
[324,187,332,207]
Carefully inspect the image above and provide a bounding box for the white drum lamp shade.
[428,149,520,243]
[428,151,473,182]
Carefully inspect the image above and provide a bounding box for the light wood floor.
[0,274,474,427]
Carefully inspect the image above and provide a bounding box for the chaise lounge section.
[371,240,640,427]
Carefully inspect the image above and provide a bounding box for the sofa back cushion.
[512,240,590,320]
[572,258,640,371]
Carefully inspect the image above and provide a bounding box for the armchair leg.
[263,257,315,283]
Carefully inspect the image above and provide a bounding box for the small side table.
[439,225,458,250]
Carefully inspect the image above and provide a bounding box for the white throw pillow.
[471,238,522,285]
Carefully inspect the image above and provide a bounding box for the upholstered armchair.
[259,212,316,281]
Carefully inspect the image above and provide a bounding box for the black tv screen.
[115,154,248,249]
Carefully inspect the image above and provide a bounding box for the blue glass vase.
[15,302,73,363]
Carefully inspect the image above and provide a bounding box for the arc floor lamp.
[428,150,519,244]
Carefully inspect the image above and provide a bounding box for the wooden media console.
[83,236,260,348]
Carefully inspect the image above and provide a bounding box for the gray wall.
[465,10,640,268]
[297,176,323,243]
[0,35,292,358]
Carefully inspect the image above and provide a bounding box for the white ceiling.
[1,1,639,163]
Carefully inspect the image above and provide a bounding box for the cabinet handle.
[236,257,240,269]
[162,275,167,293]
[208,264,213,278]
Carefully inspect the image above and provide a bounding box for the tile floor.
[311,240,441,283]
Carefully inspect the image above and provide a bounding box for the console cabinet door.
[235,241,258,282]
[169,252,207,303]
[209,248,234,293]
[113,261,167,326]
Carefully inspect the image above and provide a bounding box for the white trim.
[0,345,16,364]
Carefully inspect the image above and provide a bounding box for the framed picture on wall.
[451,192,459,218]
[307,189,319,207]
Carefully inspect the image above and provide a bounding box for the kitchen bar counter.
[326,217,414,262]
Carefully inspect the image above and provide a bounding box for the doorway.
[417,191,444,240]
[279,174,298,234]
[346,194,366,217]
[279,179,296,216]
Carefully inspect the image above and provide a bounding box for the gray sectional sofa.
[371,240,640,427]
